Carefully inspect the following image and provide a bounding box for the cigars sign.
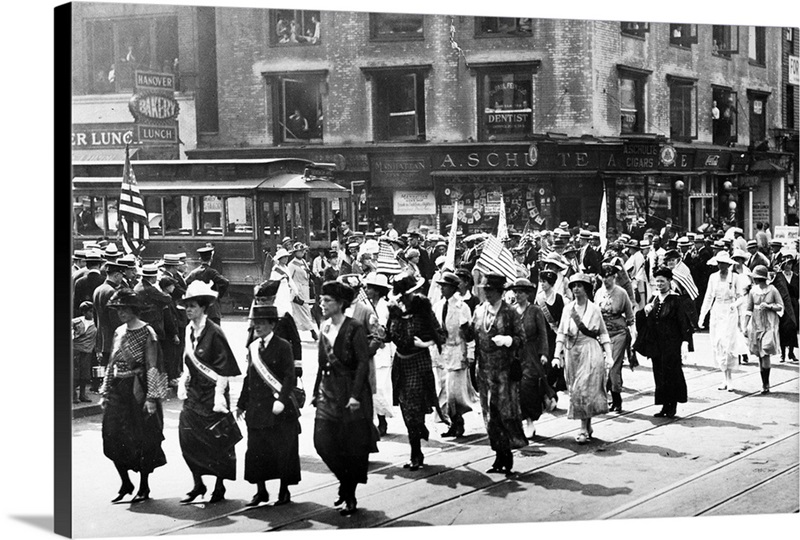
[128,70,179,144]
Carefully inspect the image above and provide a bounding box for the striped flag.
[444,200,458,272]
[118,145,149,256]
[672,261,699,300]
[497,190,509,242]
[476,234,517,282]
[375,240,403,275]
[355,286,370,305]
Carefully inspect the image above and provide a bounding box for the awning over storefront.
[72,148,138,162]
[72,174,348,193]
[750,159,786,174]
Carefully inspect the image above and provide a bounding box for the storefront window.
[374,71,426,141]
[370,13,424,40]
[163,195,193,236]
[614,176,648,230]
[620,22,648,38]
[86,16,178,95]
[712,25,739,57]
[648,177,673,228]
[475,17,532,36]
[271,74,324,142]
[670,24,697,48]
[669,77,697,141]
[270,9,321,46]
[196,195,223,236]
[712,87,738,146]
[688,176,718,231]
[479,71,533,141]
[225,196,253,235]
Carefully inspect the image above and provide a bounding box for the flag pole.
[599,180,608,253]
[444,200,458,272]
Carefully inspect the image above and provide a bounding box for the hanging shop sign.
[129,69,180,145]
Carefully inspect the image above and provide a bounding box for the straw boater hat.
[626,238,641,250]
[578,229,592,240]
[542,253,569,270]
[182,280,218,303]
[640,238,652,249]
[746,239,758,249]
[677,237,692,248]
[84,249,104,264]
[694,234,705,243]
[162,253,181,266]
[393,273,426,295]
[508,277,536,291]
[568,273,593,290]
[248,304,279,320]
[140,264,159,278]
[364,272,392,292]
[435,255,446,267]
[104,261,128,274]
[436,272,461,289]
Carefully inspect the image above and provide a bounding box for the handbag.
[207,413,243,448]
[292,378,306,409]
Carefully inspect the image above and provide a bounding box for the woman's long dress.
[288,258,318,333]
[179,321,242,480]
[102,324,168,473]
[643,294,690,406]
[517,303,553,422]
[556,301,611,420]
[698,271,746,370]
[433,294,476,423]
[370,298,394,418]
[745,285,784,359]
[536,292,567,392]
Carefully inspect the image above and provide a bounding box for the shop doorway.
[559,196,582,228]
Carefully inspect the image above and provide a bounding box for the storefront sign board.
[393,190,436,215]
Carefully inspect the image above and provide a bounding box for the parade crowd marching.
[72,207,799,517]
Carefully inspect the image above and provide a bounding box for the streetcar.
[72,157,349,312]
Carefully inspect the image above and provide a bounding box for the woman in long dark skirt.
[640,267,692,418]
[236,304,301,507]
[772,255,798,362]
[385,273,443,471]
[535,270,567,393]
[313,280,379,516]
[177,281,242,504]
[510,278,554,439]
[100,287,168,503]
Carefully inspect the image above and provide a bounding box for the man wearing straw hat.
[74,250,106,316]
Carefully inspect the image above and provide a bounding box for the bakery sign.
[129,70,179,144]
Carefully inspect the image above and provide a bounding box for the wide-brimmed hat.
[626,238,641,249]
[455,268,473,284]
[751,265,770,281]
[600,263,620,277]
[435,255,446,267]
[140,264,159,277]
[337,273,363,290]
[321,280,355,305]
[713,251,735,266]
[249,304,279,320]
[182,280,218,303]
[254,279,281,297]
[480,274,508,292]
[84,249,104,263]
[568,273,593,290]
[562,245,578,257]
[732,248,748,261]
[274,248,291,261]
[436,272,460,289]
[542,253,569,270]
[731,227,744,236]
[508,277,536,291]
[292,242,308,253]
[393,273,425,295]
[107,288,140,310]
[363,272,392,291]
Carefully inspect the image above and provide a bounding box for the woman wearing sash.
[553,273,613,444]
[99,288,168,503]
[176,281,242,504]
[535,270,567,394]
[313,280,378,516]
[248,279,303,379]
[270,248,297,323]
[236,305,301,507]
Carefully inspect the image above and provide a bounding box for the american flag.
[476,234,517,282]
[671,262,699,300]
[375,240,403,275]
[118,145,149,256]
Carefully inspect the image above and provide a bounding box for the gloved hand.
[213,376,229,413]
[680,342,689,363]
[272,400,285,415]
[491,335,513,347]
[177,370,190,401]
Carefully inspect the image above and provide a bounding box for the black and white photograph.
[17,0,800,539]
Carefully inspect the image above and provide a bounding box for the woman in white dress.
[287,243,319,340]
[363,273,394,436]
[698,251,747,391]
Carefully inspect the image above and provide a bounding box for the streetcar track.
[156,362,798,534]
[695,463,799,516]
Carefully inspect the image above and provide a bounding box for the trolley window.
[225,196,254,235]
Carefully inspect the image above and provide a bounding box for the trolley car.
[72,157,349,312]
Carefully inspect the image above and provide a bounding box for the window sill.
[275,139,324,146]
[712,53,734,60]
[269,41,322,48]
[621,33,647,41]
[670,136,698,143]
[748,60,766,68]
[669,43,693,50]
[473,32,533,39]
[369,35,425,42]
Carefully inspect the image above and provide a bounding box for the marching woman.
[637,267,691,418]
[385,273,444,471]
[236,304,301,506]
[742,265,785,394]
[471,274,528,474]
[510,278,554,439]
[536,270,568,394]
[363,272,395,436]
[176,281,242,504]
[313,280,379,516]
[99,288,168,503]
[698,251,747,391]
[553,274,613,444]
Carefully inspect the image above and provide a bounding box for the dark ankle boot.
[377,415,388,436]
[610,392,622,412]
[760,369,771,393]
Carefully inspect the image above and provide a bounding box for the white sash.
[184,326,219,383]
[247,340,283,398]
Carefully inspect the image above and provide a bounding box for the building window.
[620,22,648,38]
[748,26,766,65]
[478,70,534,141]
[269,74,325,143]
[712,25,739,57]
[475,17,532,37]
[618,69,648,134]
[712,87,738,146]
[86,16,179,94]
[370,13,424,40]
[374,71,426,141]
[669,24,697,48]
[788,85,796,131]
[669,76,697,141]
[748,91,769,145]
[270,9,321,46]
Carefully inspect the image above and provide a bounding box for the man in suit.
[72,250,87,281]
[577,229,602,275]
[161,254,189,384]
[134,264,173,342]
[768,239,785,270]
[74,250,105,316]
[408,231,434,283]
[92,261,126,391]
[746,239,771,271]
[118,254,139,289]
[185,246,230,325]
